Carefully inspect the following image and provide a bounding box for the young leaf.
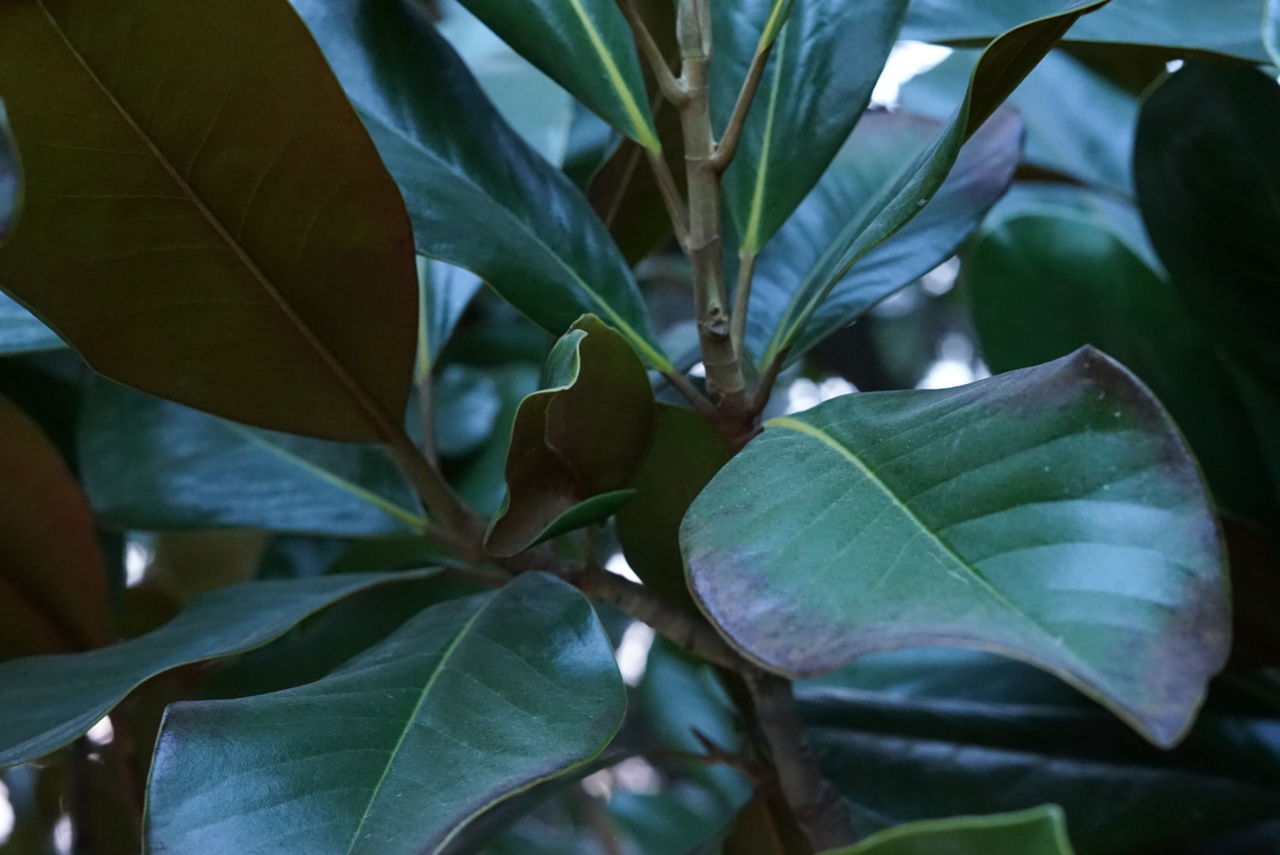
[821,806,1074,855]
[902,0,1270,62]
[145,573,626,855]
[454,0,658,152]
[486,316,654,556]
[682,348,1229,748]
[712,0,908,254]
[0,392,110,659]
[79,381,423,536]
[0,100,19,244]
[290,0,669,371]
[1134,64,1280,403]
[0,570,438,767]
[759,0,1109,369]
[966,213,1276,523]
[744,109,1021,365]
[0,0,418,442]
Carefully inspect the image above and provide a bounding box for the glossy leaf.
[0,570,438,767]
[966,213,1275,522]
[745,109,1020,365]
[79,380,422,535]
[1268,0,1280,65]
[617,404,732,609]
[486,316,654,556]
[682,348,1229,747]
[433,365,501,459]
[0,392,110,659]
[1134,64,1280,399]
[0,293,63,355]
[902,0,1269,61]
[291,0,669,371]
[0,0,418,442]
[453,365,542,518]
[0,100,18,244]
[801,650,1280,854]
[146,573,626,855]
[418,258,483,373]
[711,0,908,254]
[823,806,1074,855]
[455,0,657,152]
[759,0,1108,368]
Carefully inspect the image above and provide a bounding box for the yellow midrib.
[565,0,660,153]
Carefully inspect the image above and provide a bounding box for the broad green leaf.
[822,806,1074,855]
[711,0,908,254]
[486,316,654,556]
[0,294,63,355]
[745,109,1020,366]
[454,0,658,152]
[146,573,626,855]
[79,380,422,535]
[1134,64,1280,401]
[801,649,1280,854]
[617,404,732,609]
[1268,0,1280,65]
[682,348,1229,747]
[453,365,542,517]
[0,391,110,659]
[902,0,1269,62]
[432,365,501,459]
[0,570,437,767]
[760,0,1109,368]
[966,213,1276,523]
[0,100,18,243]
[0,0,418,442]
[901,50,1137,194]
[418,258,482,375]
[290,0,669,372]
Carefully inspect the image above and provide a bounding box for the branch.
[663,368,717,418]
[711,40,778,173]
[618,0,687,104]
[745,670,856,851]
[646,150,691,251]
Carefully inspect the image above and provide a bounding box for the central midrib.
[38,1,402,441]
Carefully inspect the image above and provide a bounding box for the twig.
[711,41,778,173]
[745,670,856,851]
[618,0,687,104]
[730,250,759,357]
[663,369,717,418]
[646,150,691,251]
[750,349,788,416]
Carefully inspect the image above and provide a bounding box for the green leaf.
[418,258,482,375]
[486,316,655,556]
[801,649,1280,854]
[0,570,438,767]
[759,0,1108,367]
[1268,0,1280,66]
[145,573,626,855]
[455,0,658,152]
[290,0,669,372]
[433,365,501,460]
[0,294,63,355]
[746,109,1021,366]
[0,99,19,244]
[0,391,110,659]
[453,365,542,518]
[966,213,1276,523]
[1134,63,1280,401]
[712,0,907,254]
[617,403,732,609]
[0,0,417,442]
[902,0,1270,62]
[79,380,423,535]
[821,806,1074,855]
[682,348,1229,747]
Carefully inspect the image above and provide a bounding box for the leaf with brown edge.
[0,0,417,442]
[0,391,110,659]
[682,348,1230,748]
[486,315,655,557]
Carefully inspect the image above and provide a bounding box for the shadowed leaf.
[821,806,1074,855]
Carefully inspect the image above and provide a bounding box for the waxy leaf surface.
[146,573,625,855]
[0,0,418,441]
[683,349,1229,747]
[291,0,667,370]
[0,570,438,767]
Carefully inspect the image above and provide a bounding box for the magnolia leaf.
[486,316,654,556]
[0,570,439,767]
[0,0,418,441]
[145,573,626,855]
[0,99,19,244]
[682,348,1229,747]
[821,807,1074,855]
